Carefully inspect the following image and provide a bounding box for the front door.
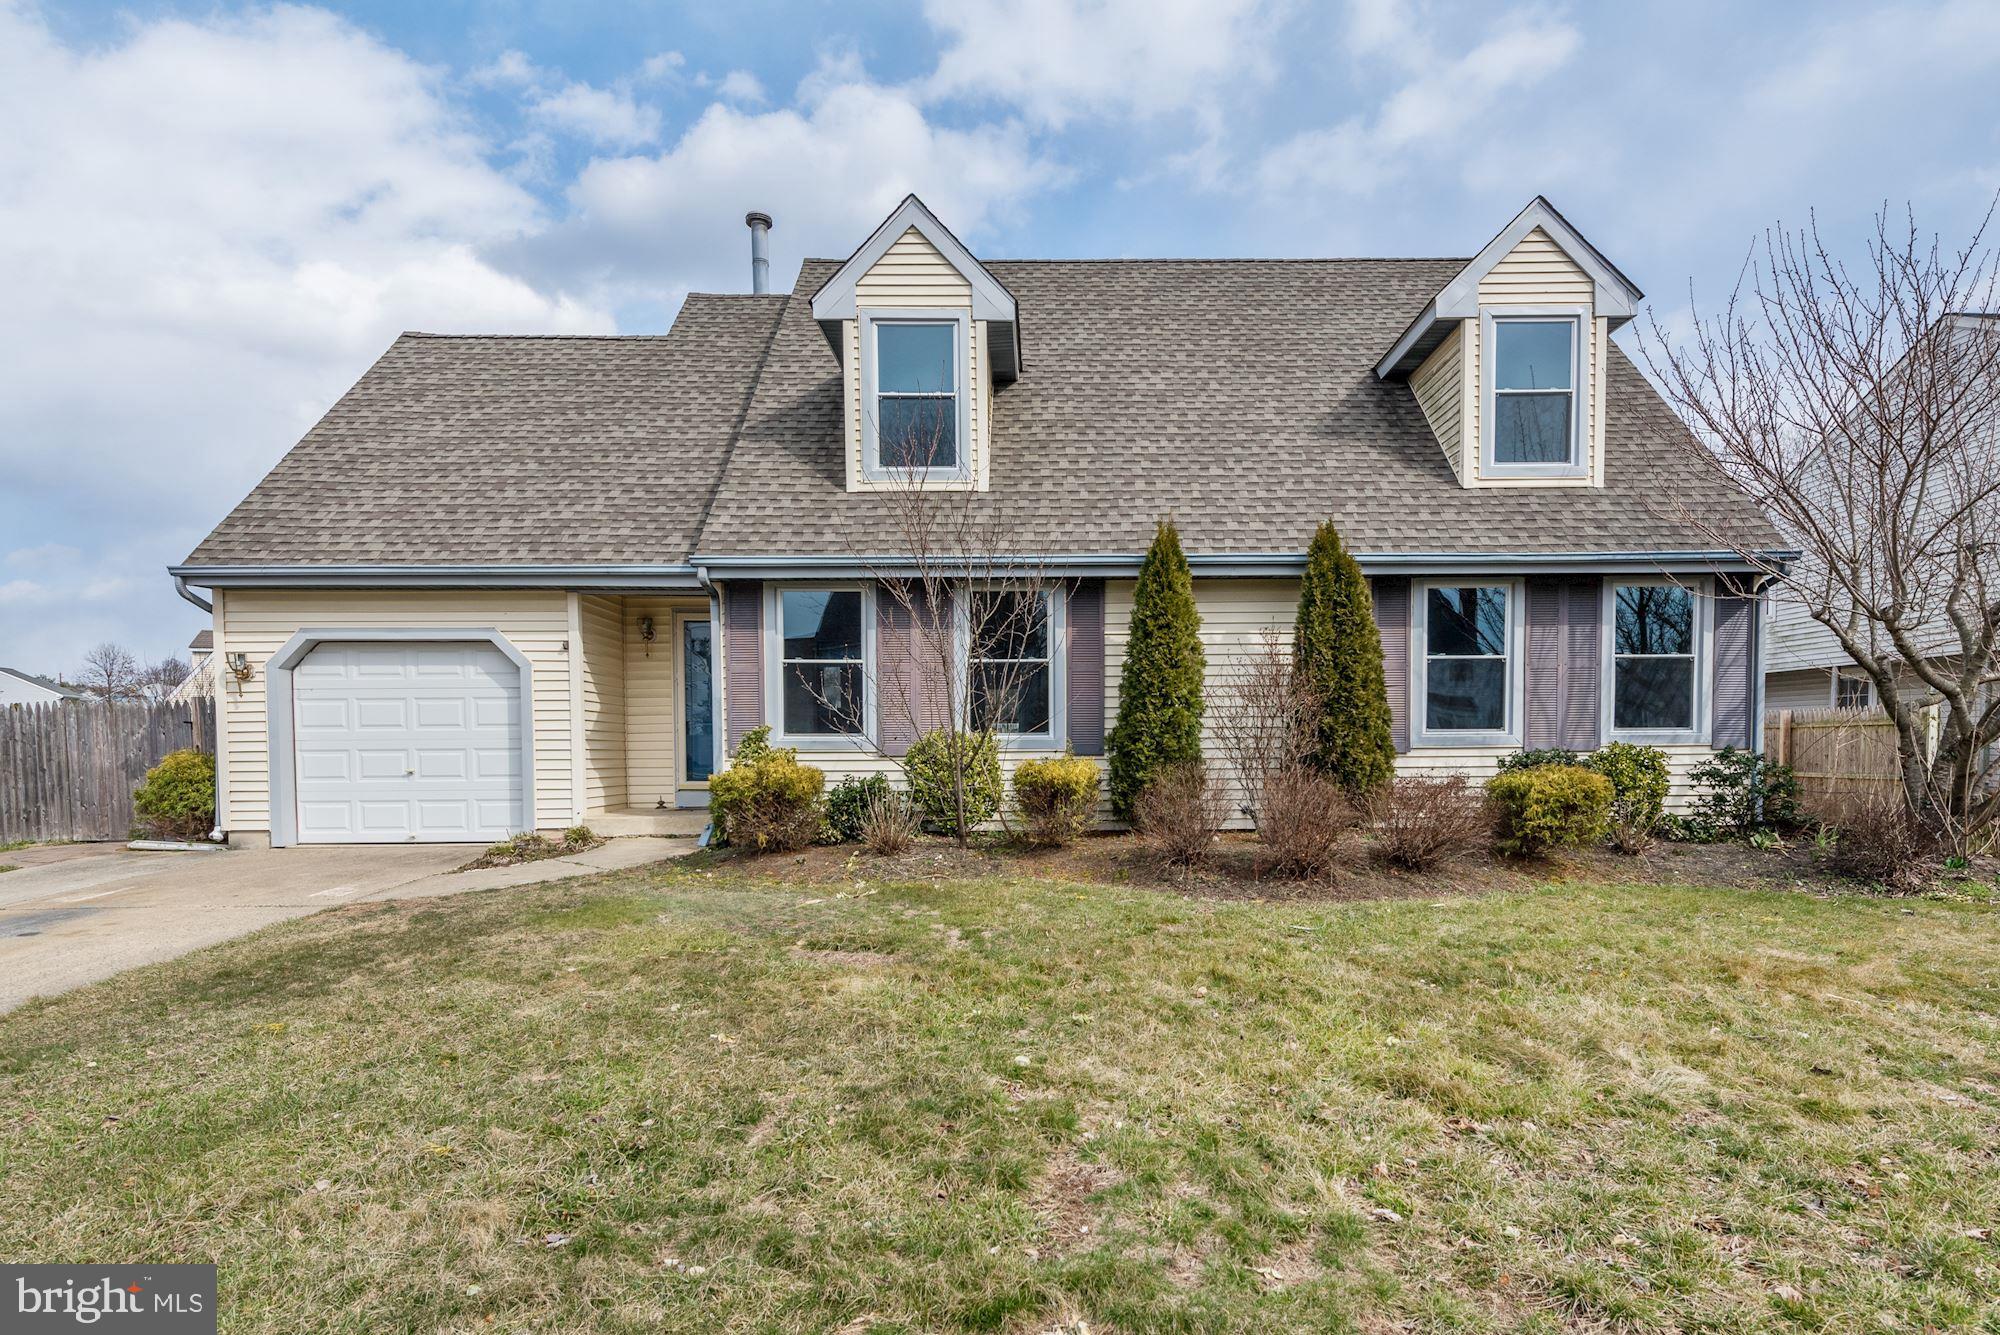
[681,618,713,790]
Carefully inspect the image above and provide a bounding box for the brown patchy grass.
[1,853,1997,1331]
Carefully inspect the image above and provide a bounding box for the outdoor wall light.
[226,652,252,682]
[638,615,656,656]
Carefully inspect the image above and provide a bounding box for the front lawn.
[2,855,1997,1331]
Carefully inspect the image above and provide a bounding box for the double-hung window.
[1835,672,1872,710]
[1419,584,1515,741]
[777,589,867,739]
[1485,312,1583,475]
[870,317,961,473]
[968,590,1054,739]
[1609,582,1700,734]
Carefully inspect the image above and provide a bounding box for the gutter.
[692,548,1801,580]
[170,563,705,591]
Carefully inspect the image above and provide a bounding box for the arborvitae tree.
[1294,520,1396,795]
[1107,519,1206,820]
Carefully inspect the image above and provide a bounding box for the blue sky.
[4,0,1999,675]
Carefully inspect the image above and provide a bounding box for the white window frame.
[1411,579,1524,748]
[1601,577,1710,743]
[1833,670,1873,710]
[957,586,1066,750]
[859,307,972,484]
[1481,306,1588,479]
[763,583,876,751]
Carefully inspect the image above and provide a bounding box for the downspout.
[175,575,225,840]
[173,575,212,614]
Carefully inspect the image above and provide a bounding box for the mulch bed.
[696,828,1955,903]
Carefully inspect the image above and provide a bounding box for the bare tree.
[788,392,1065,846]
[76,641,140,700]
[135,655,193,705]
[1640,203,2000,850]
[1211,633,1320,828]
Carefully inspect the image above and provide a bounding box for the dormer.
[811,195,1020,492]
[1376,198,1642,489]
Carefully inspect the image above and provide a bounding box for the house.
[1764,312,2000,717]
[170,195,1788,847]
[0,667,84,707]
[169,629,216,703]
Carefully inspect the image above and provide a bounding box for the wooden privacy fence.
[0,698,215,843]
[1765,705,1930,810]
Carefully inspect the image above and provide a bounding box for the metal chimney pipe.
[745,211,772,294]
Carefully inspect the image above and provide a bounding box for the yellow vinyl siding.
[215,589,572,833]
[623,597,707,809]
[1106,578,1301,826]
[1476,227,1595,303]
[577,594,626,813]
[845,227,986,492]
[1463,227,1605,488]
[1410,325,1464,479]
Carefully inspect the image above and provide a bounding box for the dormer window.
[873,318,960,471]
[1483,311,1585,477]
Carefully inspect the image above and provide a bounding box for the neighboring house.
[1764,312,2000,716]
[170,629,216,703]
[171,195,1788,847]
[0,667,84,707]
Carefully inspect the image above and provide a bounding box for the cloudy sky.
[4,0,1999,677]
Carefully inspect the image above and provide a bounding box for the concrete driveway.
[0,838,688,1013]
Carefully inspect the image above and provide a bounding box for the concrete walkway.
[0,837,691,1013]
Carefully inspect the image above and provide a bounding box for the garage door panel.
[293,641,523,844]
[356,749,410,780]
[295,751,352,782]
[414,697,467,729]
[354,699,410,731]
[295,699,351,731]
[415,749,468,780]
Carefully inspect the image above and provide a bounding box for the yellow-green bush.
[904,730,1002,835]
[708,726,825,853]
[132,748,215,842]
[1487,764,1612,858]
[1011,752,1101,847]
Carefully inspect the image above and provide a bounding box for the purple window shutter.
[1066,580,1106,755]
[1524,579,1563,748]
[1559,577,1603,751]
[1371,577,1411,753]
[1711,594,1756,748]
[723,581,763,752]
[876,584,951,758]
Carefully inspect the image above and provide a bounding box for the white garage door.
[292,642,524,843]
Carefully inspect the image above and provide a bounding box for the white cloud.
[0,3,609,672]
[715,70,766,103]
[639,51,687,82]
[1254,13,1580,197]
[1753,0,2000,114]
[529,81,662,147]
[922,0,1283,128]
[509,56,1066,309]
[0,580,45,606]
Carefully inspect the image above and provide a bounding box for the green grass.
[2,859,1998,1332]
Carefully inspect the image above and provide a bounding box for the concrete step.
[582,808,710,838]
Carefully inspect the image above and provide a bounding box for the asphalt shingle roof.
[187,258,1781,567]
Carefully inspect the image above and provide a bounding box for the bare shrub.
[1134,762,1228,871]
[1366,775,1489,872]
[1257,765,1357,879]
[1212,635,1320,827]
[1823,796,1941,893]
[860,792,920,857]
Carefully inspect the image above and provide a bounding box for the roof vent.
[745,211,773,294]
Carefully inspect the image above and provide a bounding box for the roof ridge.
[689,292,791,554]
[801,255,1470,266]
